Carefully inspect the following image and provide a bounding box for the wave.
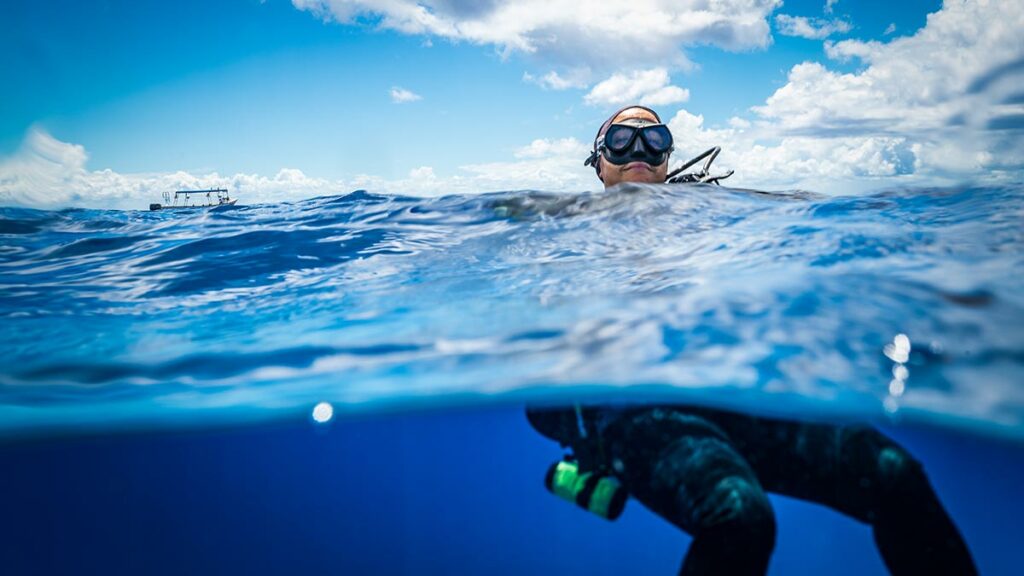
[1,184,1022,439]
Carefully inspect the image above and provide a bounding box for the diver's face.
[600,153,669,187]
[598,109,670,188]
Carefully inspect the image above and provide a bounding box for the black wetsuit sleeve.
[524,406,581,446]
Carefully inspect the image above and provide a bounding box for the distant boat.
[149,188,237,211]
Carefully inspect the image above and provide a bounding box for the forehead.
[612,107,660,124]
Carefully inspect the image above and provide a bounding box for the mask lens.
[604,125,638,153]
[640,125,672,153]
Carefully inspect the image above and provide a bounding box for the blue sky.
[1,0,1021,208]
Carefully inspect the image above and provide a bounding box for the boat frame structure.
[150,188,237,211]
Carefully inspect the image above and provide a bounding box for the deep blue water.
[1,184,1023,574]
[2,407,1023,575]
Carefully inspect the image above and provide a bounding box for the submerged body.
[527,404,976,575]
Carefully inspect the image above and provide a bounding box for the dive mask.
[585,120,674,168]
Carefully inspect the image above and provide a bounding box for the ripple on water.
[0,184,1021,438]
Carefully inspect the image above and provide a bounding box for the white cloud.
[584,68,689,107]
[641,86,691,106]
[292,0,782,74]
[825,0,839,14]
[522,69,589,90]
[0,128,91,208]
[0,129,353,209]
[460,138,592,190]
[884,23,896,35]
[514,137,588,159]
[667,110,920,191]
[775,14,851,40]
[408,166,436,179]
[0,130,596,210]
[760,1,1023,137]
[389,87,422,103]
[665,0,1024,191]
[728,116,751,129]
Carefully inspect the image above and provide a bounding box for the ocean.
[1,183,1022,574]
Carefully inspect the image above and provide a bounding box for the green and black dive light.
[545,458,627,521]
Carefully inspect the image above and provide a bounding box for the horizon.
[1,0,1022,210]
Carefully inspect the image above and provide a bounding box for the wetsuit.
[526,404,977,576]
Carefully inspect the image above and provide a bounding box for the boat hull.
[149,198,237,211]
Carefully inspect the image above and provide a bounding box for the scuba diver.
[529,105,977,575]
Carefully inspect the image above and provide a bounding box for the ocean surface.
[1,183,1023,574]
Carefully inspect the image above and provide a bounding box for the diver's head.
[584,105,673,188]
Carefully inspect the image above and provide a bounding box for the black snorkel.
[666,146,735,184]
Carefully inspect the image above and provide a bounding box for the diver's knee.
[690,476,776,547]
[843,427,925,489]
[675,478,775,576]
[841,427,936,523]
[876,444,927,495]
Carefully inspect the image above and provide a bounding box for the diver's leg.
[835,426,977,576]
[704,412,977,576]
[664,437,777,576]
[605,409,776,576]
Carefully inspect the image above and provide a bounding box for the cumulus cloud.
[584,68,689,107]
[389,87,422,103]
[825,0,839,14]
[459,137,592,189]
[666,0,1024,191]
[513,137,588,159]
[758,1,1023,138]
[0,129,91,208]
[0,128,352,209]
[408,166,436,179]
[522,69,589,91]
[667,109,919,192]
[292,0,781,74]
[775,14,851,40]
[0,130,595,210]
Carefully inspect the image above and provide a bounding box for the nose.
[629,133,649,158]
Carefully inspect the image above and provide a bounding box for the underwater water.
[1,184,1023,574]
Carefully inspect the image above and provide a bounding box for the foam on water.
[1,184,1022,438]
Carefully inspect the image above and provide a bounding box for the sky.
[0,0,1022,209]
